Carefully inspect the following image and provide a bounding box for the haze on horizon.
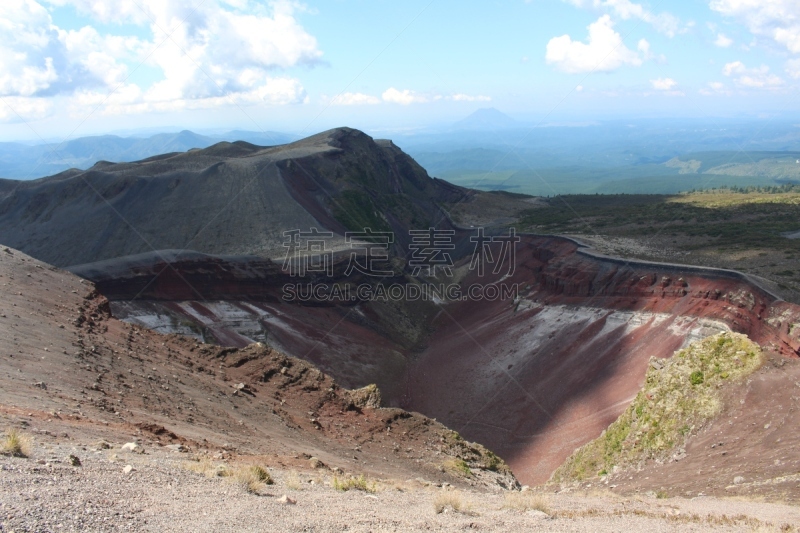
[1,0,800,142]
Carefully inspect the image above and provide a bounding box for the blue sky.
[1,0,799,140]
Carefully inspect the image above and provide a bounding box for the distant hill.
[0,128,464,267]
[0,129,297,180]
[665,151,800,181]
[452,108,518,131]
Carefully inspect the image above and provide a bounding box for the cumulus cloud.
[723,61,784,87]
[546,15,648,73]
[449,93,492,102]
[787,58,800,78]
[327,92,381,106]
[135,0,320,103]
[648,77,683,96]
[698,81,731,96]
[714,33,734,47]
[382,88,427,105]
[71,76,307,116]
[380,88,491,105]
[650,78,677,90]
[710,0,800,54]
[0,95,53,122]
[561,0,685,37]
[0,0,134,99]
[0,0,319,120]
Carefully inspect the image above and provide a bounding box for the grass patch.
[185,457,231,478]
[553,332,762,483]
[443,458,472,478]
[234,465,273,494]
[332,190,391,235]
[1,429,32,458]
[433,491,466,514]
[503,492,551,514]
[284,470,303,490]
[186,459,274,494]
[519,190,800,255]
[332,474,376,493]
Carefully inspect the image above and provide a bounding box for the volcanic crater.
[2,127,800,490]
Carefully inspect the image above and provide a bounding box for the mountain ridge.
[0,129,298,180]
[0,127,465,267]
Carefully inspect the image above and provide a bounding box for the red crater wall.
[82,235,800,485]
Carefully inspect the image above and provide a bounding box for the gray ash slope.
[0,128,465,268]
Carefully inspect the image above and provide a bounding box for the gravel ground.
[2,441,799,533]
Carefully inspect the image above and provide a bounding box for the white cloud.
[49,0,322,68]
[710,0,800,54]
[637,38,653,59]
[382,88,427,105]
[254,77,308,105]
[650,77,677,90]
[71,76,307,116]
[0,0,320,117]
[545,15,648,73]
[0,95,53,123]
[562,0,685,37]
[328,92,381,106]
[120,0,320,104]
[785,58,800,79]
[714,33,734,47]
[449,93,491,102]
[380,88,491,105]
[722,61,745,76]
[599,0,683,37]
[0,0,123,98]
[723,61,785,87]
[698,81,732,96]
[647,77,683,96]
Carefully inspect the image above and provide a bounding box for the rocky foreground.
[2,437,800,532]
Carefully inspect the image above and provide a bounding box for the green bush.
[552,332,762,483]
[333,474,376,493]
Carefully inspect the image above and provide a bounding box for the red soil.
[69,236,800,486]
[0,246,516,490]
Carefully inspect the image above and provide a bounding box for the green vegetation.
[481,450,504,472]
[519,189,800,252]
[433,491,466,514]
[439,429,512,475]
[248,465,273,484]
[442,168,793,196]
[430,150,800,196]
[552,332,762,483]
[503,492,551,514]
[332,474,376,493]
[444,458,473,478]
[1,429,32,458]
[331,190,391,234]
[668,151,800,177]
[235,465,274,494]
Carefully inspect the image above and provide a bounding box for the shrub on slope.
[553,332,763,482]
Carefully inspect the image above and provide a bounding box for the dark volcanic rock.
[0,128,465,267]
